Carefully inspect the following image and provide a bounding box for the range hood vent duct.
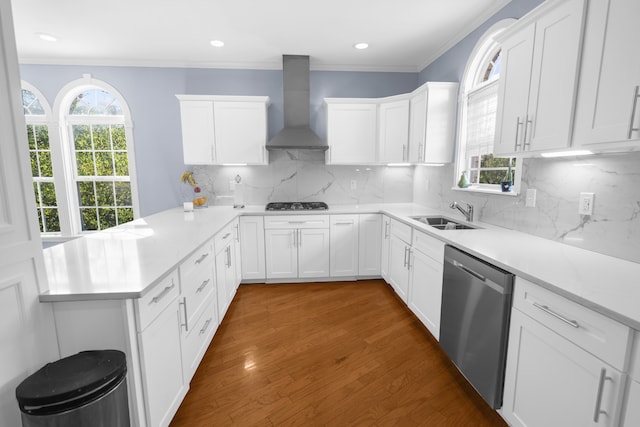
[266,55,327,151]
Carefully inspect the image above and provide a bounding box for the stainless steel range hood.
[266,55,327,151]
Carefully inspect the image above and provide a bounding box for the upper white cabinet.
[573,0,640,151]
[176,95,270,165]
[409,82,458,163]
[494,0,586,156]
[378,96,410,163]
[325,99,378,164]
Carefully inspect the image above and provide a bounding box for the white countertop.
[41,203,640,330]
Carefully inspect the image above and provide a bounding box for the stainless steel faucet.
[450,201,474,222]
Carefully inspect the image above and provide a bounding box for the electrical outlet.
[229,180,235,191]
[579,192,595,215]
[525,189,537,207]
[350,180,357,190]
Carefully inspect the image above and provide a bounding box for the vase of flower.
[500,162,512,192]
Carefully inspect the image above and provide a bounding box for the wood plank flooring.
[170,280,508,426]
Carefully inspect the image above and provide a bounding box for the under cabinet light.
[540,150,593,158]
[221,163,247,166]
[387,163,411,167]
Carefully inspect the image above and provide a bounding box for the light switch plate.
[350,180,357,190]
[579,192,595,215]
[525,189,537,207]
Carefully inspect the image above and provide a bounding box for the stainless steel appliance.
[265,202,328,211]
[439,245,514,409]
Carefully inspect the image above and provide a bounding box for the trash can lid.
[15,350,127,411]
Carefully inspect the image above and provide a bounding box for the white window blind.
[465,80,499,161]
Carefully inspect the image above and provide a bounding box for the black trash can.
[15,350,129,427]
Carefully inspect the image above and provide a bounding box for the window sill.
[451,186,519,196]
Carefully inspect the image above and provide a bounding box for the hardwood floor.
[170,280,508,426]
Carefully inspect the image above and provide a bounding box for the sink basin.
[410,216,479,230]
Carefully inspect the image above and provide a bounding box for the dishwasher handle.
[452,259,486,282]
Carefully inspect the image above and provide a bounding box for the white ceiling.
[11,0,510,72]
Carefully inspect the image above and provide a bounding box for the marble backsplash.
[190,150,414,207]
[413,151,640,264]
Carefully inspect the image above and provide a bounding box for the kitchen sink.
[410,216,479,230]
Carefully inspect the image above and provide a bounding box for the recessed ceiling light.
[37,33,57,42]
[354,42,369,50]
[210,40,225,48]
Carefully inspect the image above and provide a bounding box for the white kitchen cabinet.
[388,219,412,303]
[264,215,330,280]
[503,278,630,427]
[408,82,458,164]
[622,332,640,426]
[214,222,240,320]
[239,216,266,281]
[325,99,378,164]
[378,96,410,163]
[408,230,444,340]
[330,214,359,277]
[573,0,640,151]
[358,214,382,276]
[494,0,586,156]
[176,95,270,165]
[380,215,391,282]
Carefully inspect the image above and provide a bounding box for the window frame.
[454,19,522,196]
[45,75,140,237]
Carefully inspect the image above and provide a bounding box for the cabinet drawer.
[180,239,214,281]
[214,222,236,254]
[136,270,180,332]
[390,218,412,244]
[181,292,218,383]
[264,215,329,229]
[411,229,444,262]
[513,277,631,369]
[181,258,215,327]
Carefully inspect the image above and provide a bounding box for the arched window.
[22,83,60,234]
[455,19,521,193]
[53,76,139,234]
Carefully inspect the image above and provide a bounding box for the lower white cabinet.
[239,216,266,281]
[264,215,330,280]
[138,296,187,427]
[180,293,218,384]
[407,230,444,340]
[358,214,382,276]
[623,380,640,427]
[215,223,239,320]
[330,214,359,277]
[388,219,412,303]
[503,278,630,427]
[381,215,391,282]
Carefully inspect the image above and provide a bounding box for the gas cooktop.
[265,202,329,211]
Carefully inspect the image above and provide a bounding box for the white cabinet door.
[358,214,382,276]
[239,216,266,281]
[213,101,268,164]
[265,229,298,279]
[408,249,443,340]
[495,0,585,155]
[408,89,427,163]
[423,83,458,163]
[380,216,391,282]
[232,219,242,287]
[325,101,378,164]
[215,244,233,319]
[388,235,410,303]
[330,215,359,277]
[622,379,640,427]
[138,297,187,427]
[573,0,640,148]
[178,100,215,164]
[503,309,625,427]
[298,228,330,278]
[378,98,410,163]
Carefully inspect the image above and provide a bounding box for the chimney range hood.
[266,55,327,151]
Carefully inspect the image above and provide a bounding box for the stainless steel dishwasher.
[439,245,514,409]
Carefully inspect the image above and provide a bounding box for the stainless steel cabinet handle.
[149,281,175,305]
[297,229,301,247]
[288,221,306,224]
[222,232,231,240]
[234,224,240,241]
[199,318,212,335]
[179,297,189,331]
[515,117,524,151]
[593,368,611,422]
[407,249,412,270]
[403,246,408,267]
[524,117,533,148]
[196,278,210,293]
[533,302,580,328]
[226,246,231,268]
[402,145,407,161]
[334,221,353,225]
[195,252,209,264]
[384,222,390,239]
[628,85,640,139]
